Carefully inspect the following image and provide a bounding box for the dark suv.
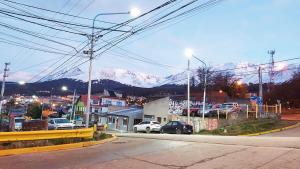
[160,121,193,134]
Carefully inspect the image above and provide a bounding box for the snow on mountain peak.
[97,68,161,87]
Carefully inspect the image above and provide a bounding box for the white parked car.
[220,102,241,113]
[133,121,161,133]
[48,118,75,130]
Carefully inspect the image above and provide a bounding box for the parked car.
[182,108,200,116]
[14,117,25,131]
[197,104,213,116]
[220,102,240,113]
[48,118,75,130]
[160,121,193,134]
[133,121,161,133]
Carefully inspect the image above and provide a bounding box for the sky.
[0,0,300,83]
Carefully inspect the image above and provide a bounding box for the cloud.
[7,71,34,82]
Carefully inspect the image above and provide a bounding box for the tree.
[197,66,214,89]
[5,98,15,114]
[26,102,42,119]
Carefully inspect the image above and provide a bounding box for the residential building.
[97,108,143,132]
[143,97,170,125]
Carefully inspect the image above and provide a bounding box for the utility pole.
[187,59,190,125]
[0,62,10,116]
[258,66,263,114]
[268,50,275,92]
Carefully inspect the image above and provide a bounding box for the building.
[96,108,143,132]
[143,97,171,125]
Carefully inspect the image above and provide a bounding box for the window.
[172,121,179,126]
[106,100,112,105]
[140,121,150,125]
[116,101,123,106]
[157,117,161,123]
[123,118,128,126]
[91,99,99,105]
[163,118,167,122]
[166,122,172,126]
[108,116,112,123]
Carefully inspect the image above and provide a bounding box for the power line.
[0,10,87,36]
[0,37,74,55]
[0,31,71,53]
[0,21,79,52]
[0,8,131,33]
[0,0,121,25]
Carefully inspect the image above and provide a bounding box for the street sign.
[257,97,263,105]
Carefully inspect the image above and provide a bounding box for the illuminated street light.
[130,7,141,17]
[237,80,243,86]
[61,86,68,91]
[184,48,194,59]
[184,47,207,124]
[18,81,25,85]
[85,8,141,128]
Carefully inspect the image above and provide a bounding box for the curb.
[239,122,300,136]
[0,134,117,157]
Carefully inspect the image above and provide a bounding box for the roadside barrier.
[0,128,94,142]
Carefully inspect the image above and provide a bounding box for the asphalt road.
[261,126,300,137]
[0,134,300,169]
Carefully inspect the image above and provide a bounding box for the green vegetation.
[26,102,42,119]
[0,132,112,150]
[93,132,112,141]
[198,119,296,136]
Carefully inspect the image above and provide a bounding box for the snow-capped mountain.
[95,62,296,88]
[96,68,162,88]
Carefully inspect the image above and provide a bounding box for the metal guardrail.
[0,128,94,142]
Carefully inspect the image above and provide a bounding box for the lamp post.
[184,48,207,122]
[61,86,76,121]
[84,8,140,128]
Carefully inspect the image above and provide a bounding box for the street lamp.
[61,86,68,91]
[18,81,26,85]
[184,48,193,125]
[237,80,243,86]
[85,7,140,128]
[61,86,76,121]
[130,7,141,17]
[184,48,207,122]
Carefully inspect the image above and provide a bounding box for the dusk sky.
[0,0,300,82]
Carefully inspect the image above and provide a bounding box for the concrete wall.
[143,97,170,125]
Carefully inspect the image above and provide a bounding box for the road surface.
[261,125,300,137]
[0,134,300,169]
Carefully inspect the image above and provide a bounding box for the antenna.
[268,50,275,92]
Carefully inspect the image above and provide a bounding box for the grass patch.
[198,119,296,136]
[93,132,112,141]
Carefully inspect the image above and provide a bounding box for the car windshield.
[54,119,70,124]
[15,119,24,123]
[179,121,187,125]
[221,104,233,108]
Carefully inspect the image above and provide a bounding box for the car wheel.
[176,129,182,134]
[146,127,150,133]
[134,127,137,133]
